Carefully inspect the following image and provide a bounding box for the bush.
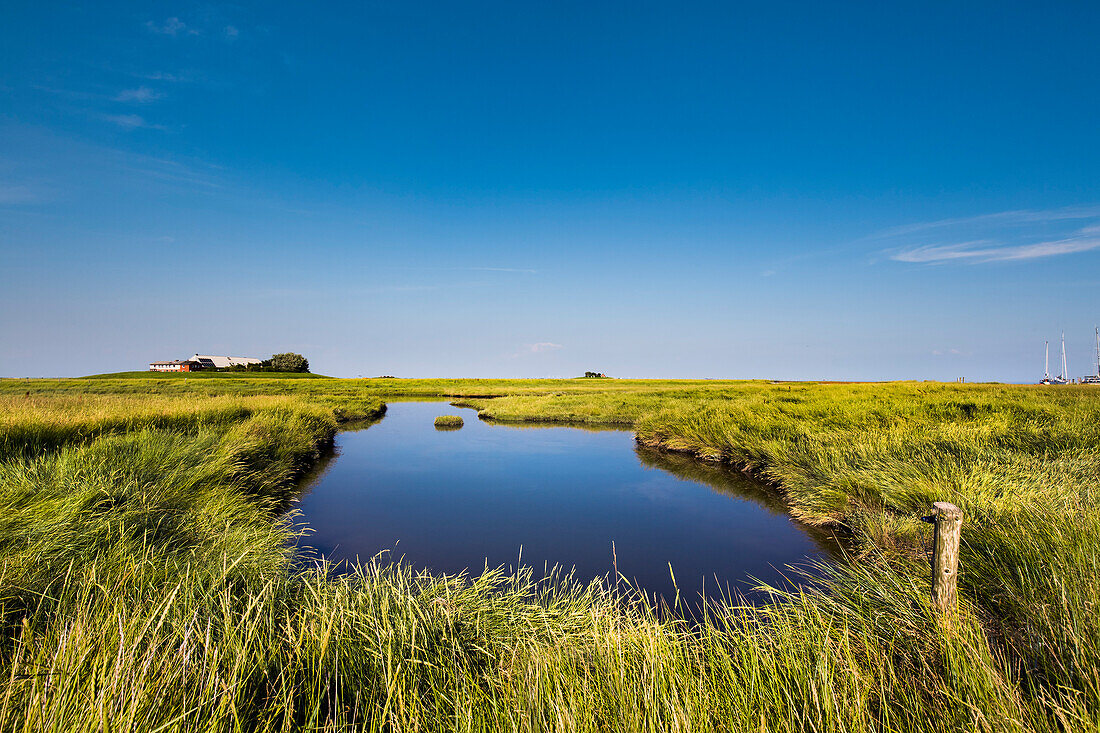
[269,353,310,373]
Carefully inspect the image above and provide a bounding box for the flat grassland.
[1,374,1098,731]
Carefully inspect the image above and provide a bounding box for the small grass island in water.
[434,415,464,429]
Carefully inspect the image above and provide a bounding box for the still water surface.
[294,401,836,604]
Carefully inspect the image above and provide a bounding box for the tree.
[269,353,310,373]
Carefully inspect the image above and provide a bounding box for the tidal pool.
[293,401,838,605]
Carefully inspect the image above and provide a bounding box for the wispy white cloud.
[135,70,198,83]
[870,205,1100,265]
[145,17,198,36]
[103,114,146,129]
[893,236,1100,264]
[114,154,222,189]
[510,342,564,358]
[114,87,163,103]
[100,113,165,131]
[143,71,179,82]
[145,17,241,42]
[27,82,173,136]
[871,205,1100,240]
[37,84,162,104]
[0,125,227,208]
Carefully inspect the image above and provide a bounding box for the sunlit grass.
[434,415,464,429]
[0,378,1098,729]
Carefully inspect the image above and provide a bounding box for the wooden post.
[930,501,963,617]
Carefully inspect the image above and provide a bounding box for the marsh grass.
[433,415,464,429]
[1,379,1099,730]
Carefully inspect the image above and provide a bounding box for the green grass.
[1,378,1099,730]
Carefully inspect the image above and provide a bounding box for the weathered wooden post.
[929,501,963,618]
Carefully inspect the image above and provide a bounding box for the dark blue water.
[293,401,837,604]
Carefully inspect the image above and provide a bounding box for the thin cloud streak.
[871,205,1100,240]
[100,113,165,131]
[114,87,164,103]
[35,84,164,104]
[510,342,564,358]
[97,147,226,190]
[132,70,196,83]
[891,235,1100,264]
[871,204,1100,264]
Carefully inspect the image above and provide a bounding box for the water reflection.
[633,445,844,559]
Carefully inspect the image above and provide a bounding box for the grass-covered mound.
[0,379,1098,730]
[78,370,330,379]
[434,414,464,429]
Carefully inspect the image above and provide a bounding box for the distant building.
[190,354,263,369]
[149,360,197,372]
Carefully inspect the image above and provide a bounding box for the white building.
[190,355,263,369]
[149,359,197,372]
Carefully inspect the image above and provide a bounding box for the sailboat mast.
[1095,327,1099,378]
[1061,331,1068,381]
[1045,341,1050,378]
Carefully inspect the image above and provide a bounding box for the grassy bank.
[0,378,1098,730]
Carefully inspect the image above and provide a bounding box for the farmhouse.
[190,354,263,369]
[149,354,264,372]
[149,360,197,372]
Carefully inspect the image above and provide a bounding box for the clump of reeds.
[434,414,464,429]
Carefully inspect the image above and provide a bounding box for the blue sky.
[2,1,1099,380]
